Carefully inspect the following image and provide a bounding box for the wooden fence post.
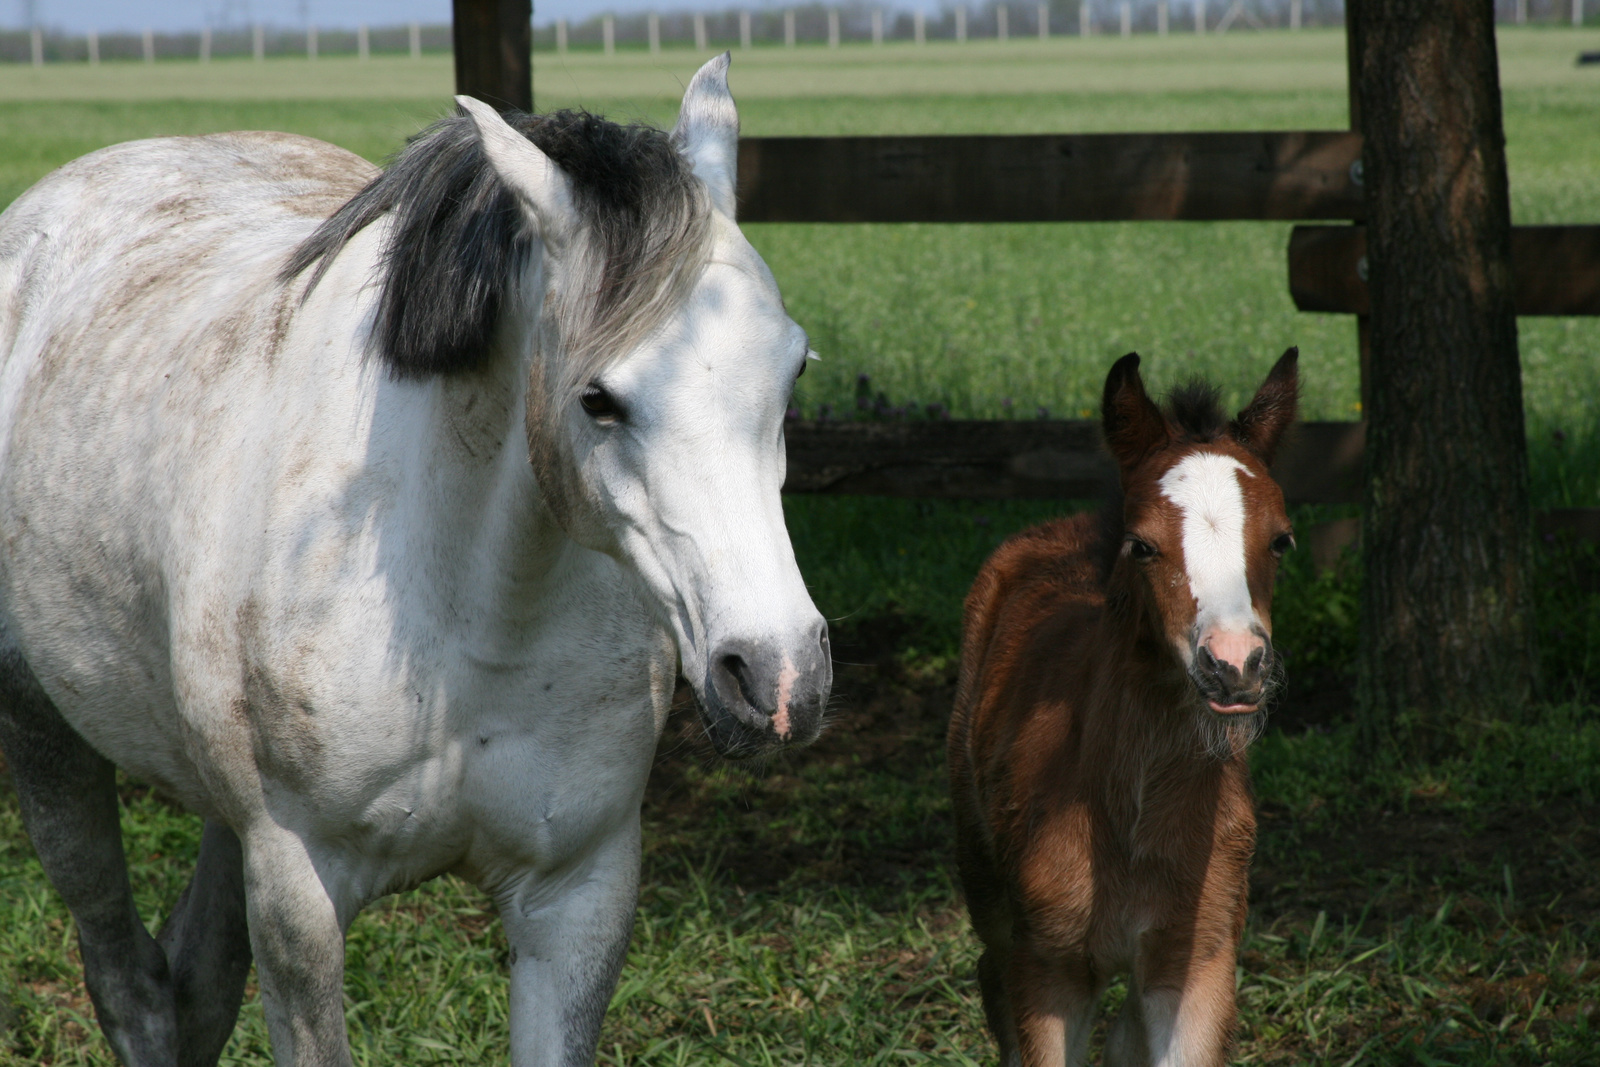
[1350,0,1535,757]
[453,0,532,112]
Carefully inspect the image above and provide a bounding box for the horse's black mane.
[282,108,705,379]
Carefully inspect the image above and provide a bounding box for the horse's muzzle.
[1191,628,1277,715]
[698,624,832,759]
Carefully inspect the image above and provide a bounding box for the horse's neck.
[1082,614,1235,819]
[368,335,608,654]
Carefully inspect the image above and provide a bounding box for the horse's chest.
[1017,783,1253,969]
[266,650,669,903]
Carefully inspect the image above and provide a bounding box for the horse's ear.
[1101,353,1170,474]
[1230,347,1300,464]
[455,95,578,245]
[673,52,739,218]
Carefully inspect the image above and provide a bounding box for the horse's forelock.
[1164,380,1228,443]
[282,108,712,389]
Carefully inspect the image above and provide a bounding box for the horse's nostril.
[718,653,756,706]
[1245,648,1265,675]
[1197,645,1221,675]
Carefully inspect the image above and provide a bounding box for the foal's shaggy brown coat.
[949,350,1299,1066]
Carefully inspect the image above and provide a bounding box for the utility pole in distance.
[454,0,533,112]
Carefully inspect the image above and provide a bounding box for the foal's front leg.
[1106,927,1239,1067]
[497,824,642,1067]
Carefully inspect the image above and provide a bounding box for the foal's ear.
[1101,353,1170,473]
[1230,347,1300,464]
[456,95,578,245]
[673,52,740,218]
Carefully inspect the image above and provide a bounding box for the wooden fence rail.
[737,131,1365,223]
[1289,224,1600,316]
[782,420,1367,504]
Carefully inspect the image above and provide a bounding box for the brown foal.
[948,349,1299,1066]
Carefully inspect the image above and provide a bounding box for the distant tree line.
[538,1,1354,51]
[0,24,448,64]
[1,0,1591,64]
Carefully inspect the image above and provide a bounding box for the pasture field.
[2,28,1600,1066]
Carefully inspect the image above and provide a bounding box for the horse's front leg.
[240,823,352,1067]
[1108,924,1239,1067]
[497,823,642,1067]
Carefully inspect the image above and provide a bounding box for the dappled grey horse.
[0,54,829,1066]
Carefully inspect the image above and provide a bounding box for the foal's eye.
[1271,532,1296,557]
[580,383,620,421]
[1126,537,1158,561]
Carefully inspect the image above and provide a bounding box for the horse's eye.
[1271,532,1296,557]
[580,383,620,421]
[796,360,807,379]
[1126,537,1158,561]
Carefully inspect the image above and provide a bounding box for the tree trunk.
[1349,0,1535,760]
[453,0,532,113]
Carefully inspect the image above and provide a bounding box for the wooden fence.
[752,133,1600,513]
[448,0,1600,527]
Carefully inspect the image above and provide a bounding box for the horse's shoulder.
[955,514,1105,728]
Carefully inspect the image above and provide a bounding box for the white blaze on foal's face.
[1158,451,1261,664]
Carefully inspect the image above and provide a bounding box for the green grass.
[3,28,1600,1066]
[4,673,1598,1064]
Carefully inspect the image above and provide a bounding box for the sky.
[14,0,940,34]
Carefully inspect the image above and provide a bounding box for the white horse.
[0,55,830,1066]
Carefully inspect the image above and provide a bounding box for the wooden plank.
[452,0,532,112]
[1290,224,1600,316]
[737,132,1365,223]
[782,420,1365,505]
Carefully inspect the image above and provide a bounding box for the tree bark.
[1349,0,1536,760]
[453,0,532,113]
